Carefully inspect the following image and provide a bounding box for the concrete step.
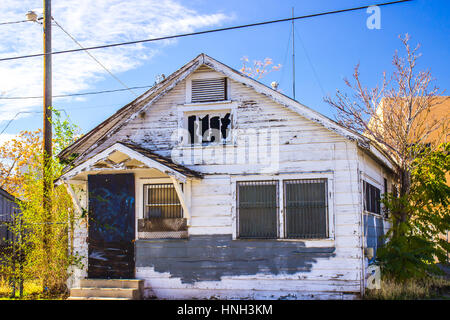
[80,279,144,290]
[70,287,140,299]
[68,279,145,300]
[67,296,133,300]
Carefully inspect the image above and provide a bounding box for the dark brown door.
[87,173,135,279]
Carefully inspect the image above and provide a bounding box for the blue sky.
[0,0,449,141]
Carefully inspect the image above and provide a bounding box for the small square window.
[186,111,231,145]
[143,184,182,219]
[191,77,227,103]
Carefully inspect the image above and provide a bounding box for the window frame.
[135,176,192,240]
[363,180,382,215]
[186,73,231,104]
[283,178,329,239]
[176,101,237,147]
[236,180,280,239]
[231,173,335,244]
[183,109,233,146]
[143,183,183,219]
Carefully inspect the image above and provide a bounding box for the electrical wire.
[0,109,68,135]
[52,17,138,97]
[0,111,41,135]
[0,85,153,100]
[0,0,412,62]
[0,20,30,26]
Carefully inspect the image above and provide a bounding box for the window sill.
[363,211,388,220]
[178,143,237,150]
[182,100,233,107]
[232,238,335,247]
[138,218,187,232]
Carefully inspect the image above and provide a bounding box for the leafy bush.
[377,143,450,280]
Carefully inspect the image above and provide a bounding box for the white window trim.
[176,102,238,147]
[135,177,192,238]
[361,173,386,218]
[186,73,230,104]
[230,172,335,247]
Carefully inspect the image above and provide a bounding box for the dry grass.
[365,276,450,300]
[0,277,67,300]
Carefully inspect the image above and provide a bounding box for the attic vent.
[191,77,227,103]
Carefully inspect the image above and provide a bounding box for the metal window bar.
[363,181,381,214]
[284,179,328,239]
[237,181,278,239]
[143,183,182,219]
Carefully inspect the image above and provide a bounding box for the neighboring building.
[57,54,396,300]
[0,187,18,250]
[371,96,449,262]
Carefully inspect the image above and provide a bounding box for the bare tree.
[324,34,449,223]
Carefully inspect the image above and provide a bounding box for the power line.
[0,111,41,135]
[52,17,138,97]
[0,0,412,62]
[0,109,69,135]
[0,85,153,100]
[0,20,29,26]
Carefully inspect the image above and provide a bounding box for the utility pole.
[292,7,296,101]
[42,0,52,292]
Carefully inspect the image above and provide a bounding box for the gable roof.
[58,141,202,184]
[58,53,396,171]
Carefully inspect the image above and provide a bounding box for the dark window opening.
[187,112,231,145]
[284,179,328,239]
[143,184,182,219]
[237,181,278,239]
[363,181,381,214]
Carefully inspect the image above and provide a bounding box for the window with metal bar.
[284,179,328,239]
[237,181,278,239]
[143,184,182,219]
[363,181,381,214]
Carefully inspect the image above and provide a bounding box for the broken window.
[187,112,231,145]
[143,183,182,219]
[363,181,381,214]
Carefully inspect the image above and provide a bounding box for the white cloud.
[0,0,231,121]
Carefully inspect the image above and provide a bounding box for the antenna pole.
[292,7,296,100]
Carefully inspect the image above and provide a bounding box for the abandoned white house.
[57,53,396,299]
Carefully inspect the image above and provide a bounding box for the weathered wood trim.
[63,181,83,216]
[169,175,191,225]
[59,142,189,183]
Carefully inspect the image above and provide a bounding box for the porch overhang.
[55,141,202,185]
